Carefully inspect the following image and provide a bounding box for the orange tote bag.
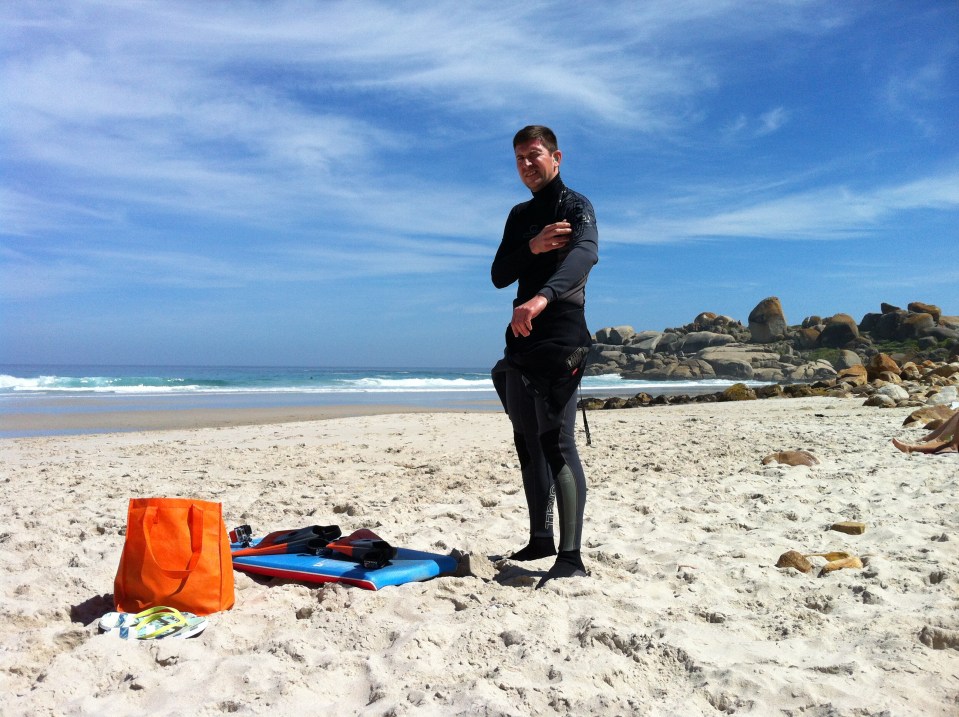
[114,498,235,616]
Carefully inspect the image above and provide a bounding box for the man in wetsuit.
[491,125,598,588]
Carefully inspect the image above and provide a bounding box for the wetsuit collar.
[531,173,565,200]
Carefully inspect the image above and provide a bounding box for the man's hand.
[529,221,571,254]
[510,295,548,337]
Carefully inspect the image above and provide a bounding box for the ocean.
[0,364,763,438]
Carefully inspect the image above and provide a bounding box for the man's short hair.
[513,125,558,153]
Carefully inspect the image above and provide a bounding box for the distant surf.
[0,364,762,397]
[0,364,769,438]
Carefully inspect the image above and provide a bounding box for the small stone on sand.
[775,550,813,573]
[819,556,864,576]
[831,521,866,535]
[762,450,820,466]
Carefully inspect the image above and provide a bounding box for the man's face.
[515,138,561,192]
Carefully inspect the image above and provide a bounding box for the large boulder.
[900,362,922,381]
[922,326,959,342]
[868,353,901,380]
[753,367,787,382]
[900,313,936,339]
[697,345,780,364]
[598,350,628,367]
[796,327,821,349]
[789,361,838,381]
[595,326,635,345]
[873,310,908,341]
[908,302,941,323]
[695,345,781,379]
[676,331,736,354]
[858,312,882,334]
[817,314,860,348]
[657,333,682,353]
[692,312,738,331]
[708,358,754,380]
[925,363,959,379]
[864,394,897,408]
[670,359,716,380]
[748,297,788,343]
[836,364,868,387]
[720,383,757,401]
[692,312,717,329]
[629,331,664,353]
[834,350,862,370]
[630,356,677,380]
[877,384,909,402]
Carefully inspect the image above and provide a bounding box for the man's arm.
[509,294,548,337]
[492,209,573,289]
[536,194,598,302]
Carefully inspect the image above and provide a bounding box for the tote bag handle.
[141,504,204,579]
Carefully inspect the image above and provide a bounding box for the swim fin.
[231,536,338,558]
[322,529,397,569]
[230,525,342,558]
[250,525,341,550]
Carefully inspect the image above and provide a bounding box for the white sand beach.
[1,397,957,716]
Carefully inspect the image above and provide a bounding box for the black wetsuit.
[490,174,598,584]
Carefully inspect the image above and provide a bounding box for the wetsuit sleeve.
[491,207,535,289]
[537,195,598,302]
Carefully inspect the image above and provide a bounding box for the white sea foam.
[0,370,767,397]
[349,377,492,391]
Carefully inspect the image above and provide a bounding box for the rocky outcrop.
[860,303,959,345]
[586,297,959,383]
[581,354,959,415]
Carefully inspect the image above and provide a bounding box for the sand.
[1,397,957,716]
[0,401,458,436]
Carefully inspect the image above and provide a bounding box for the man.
[491,125,598,588]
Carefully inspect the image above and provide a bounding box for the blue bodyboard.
[231,542,458,591]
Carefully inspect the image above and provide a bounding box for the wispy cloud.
[0,219,498,300]
[1,1,862,248]
[721,106,790,141]
[604,170,959,244]
[884,59,953,137]
[1,1,956,363]
[757,106,789,135]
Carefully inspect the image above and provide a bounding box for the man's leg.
[535,390,588,586]
[892,411,959,453]
[503,368,556,560]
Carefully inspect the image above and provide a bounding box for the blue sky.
[2,1,957,368]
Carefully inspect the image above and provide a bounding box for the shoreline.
[0,402,484,437]
[0,381,758,439]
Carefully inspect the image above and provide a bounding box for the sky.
[2,1,958,369]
